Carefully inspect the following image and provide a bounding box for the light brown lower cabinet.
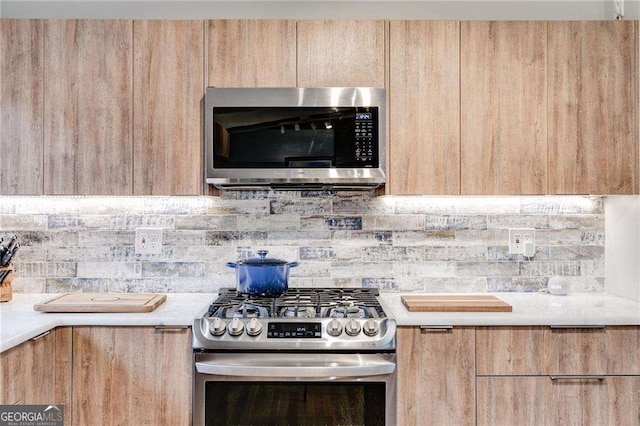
[0,328,72,424]
[397,326,475,425]
[477,376,640,426]
[72,326,192,426]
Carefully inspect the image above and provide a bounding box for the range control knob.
[228,318,244,336]
[345,319,362,336]
[327,319,343,337]
[209,318,226,336]
[363,319,380,337]
[246,318,263,337]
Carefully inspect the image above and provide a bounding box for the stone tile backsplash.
[0,193,605,294]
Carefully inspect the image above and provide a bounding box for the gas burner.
[281,306,317,319]
[327,304,366,319]
[221,303,269,319]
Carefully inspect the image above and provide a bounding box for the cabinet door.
[0,328,72,424]
[461,21,547,195]
[476,326,640,376]
[0,19,44,195]
[72,327,192,426]
[133,20,204,195]
[389,21,460,195]
[548,21,638,194]
[207,20,296,87]
[478,376,640,426]
[44,20,133,195]
[397,327,475,425]
[297,20,385,87]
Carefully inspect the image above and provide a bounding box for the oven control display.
[267,322,322,338]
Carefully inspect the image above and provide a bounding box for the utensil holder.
[0,266,15,302]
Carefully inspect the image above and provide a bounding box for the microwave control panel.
[354,111,375,165]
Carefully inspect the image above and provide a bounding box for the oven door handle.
[195,356,396,378]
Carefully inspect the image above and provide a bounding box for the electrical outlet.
[509,228,536,255]
[135,228,163,255]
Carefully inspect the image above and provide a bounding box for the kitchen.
[1,0,640,425]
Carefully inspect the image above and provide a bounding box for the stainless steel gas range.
[193,288,397,426]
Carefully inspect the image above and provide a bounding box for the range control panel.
[354,111,375,164]
[267,322,322,338]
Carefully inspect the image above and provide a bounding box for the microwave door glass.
[212,107,378,169]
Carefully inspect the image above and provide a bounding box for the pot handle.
[225,262,238,269]
[288,261,299,268]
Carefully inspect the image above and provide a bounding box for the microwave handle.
[195,359,395,378]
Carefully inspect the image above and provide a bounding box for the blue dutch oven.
[226,250,299,296]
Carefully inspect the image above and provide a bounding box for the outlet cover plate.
[508,228,535,255]
[135,228,163,255]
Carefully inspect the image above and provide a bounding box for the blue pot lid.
[241,250,288,266]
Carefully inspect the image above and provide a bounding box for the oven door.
[194,352,396,426]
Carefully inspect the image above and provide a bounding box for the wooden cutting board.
[401,295,512,312]
[34,293,167,313]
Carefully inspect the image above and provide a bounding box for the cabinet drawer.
[477,376,640,426]
[477,326,640,375]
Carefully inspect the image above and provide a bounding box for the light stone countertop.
[2,292,640,353]
[379,292,640,326]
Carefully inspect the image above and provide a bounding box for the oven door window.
[212,107,379,169]
[205,381,385,426]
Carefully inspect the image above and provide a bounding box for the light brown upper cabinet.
[548,21,638,195]
[43,20,133,195]
[0,20,44,195]
[389,21,460,195]
[133,20,204,195]
[297,20,385,87]
[208,20,296,87]
[461,22,548,195]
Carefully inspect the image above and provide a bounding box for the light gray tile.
[0,215,47,230]
[172,246,233,262]
[330,262,393,279]
[300,247,336,260]
[520,196,603,214]
[486,215,549,229]
[141,262,205,278]
[75,197,147,214]
[424,246,486,261]
[393,261,457,278]
[539,230,605,246]
[48,215,110,229]
[108,279,171,293]
[548,246,605,260]
[332,197,394,214]
[580,259,605,277]
[487,277,548,292]
[421,277,487,293]
[45,278,110,292]
[362,246,424,262]
[290,261,330,278]
[13,262,77,278]
[77,262,141,278]
[362,277,399,291]
[174,215,236,230]
[78,230,135,247]
[11,278,46,293]
[289,277,339,288]
[362,215,424,231]
[170,278,225,293]
[233,247,299,262]
[456,262,520,276]
[323,216,363,230]
[487,246,549,261]
[549,215,604,229]
[144,197,207,214]
[164,230,208,246]
[110,246,174,262]
[47,247,111,262]
[424,214,487,230]
[268,230,331,246]
[519,261,581,276]
[13,197,81,214]
[207,199,271,214]
[270,199,332,215]
[392,230,455,247]
[111,214,175,230]
[331,230,392,246]
[239,214,300,231]
[565,277,605,292]
[455,230,509,245]
[9,245,46,262]
[7,231,79,247]
[207,231,268,246]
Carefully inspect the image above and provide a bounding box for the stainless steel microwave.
[204,87,386,190]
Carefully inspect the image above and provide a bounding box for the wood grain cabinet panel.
[397,327,475,426]
[43,20,133,195]
[476,326,640,376]
[478,376,640,426]
[0,19,44,195]
[389,21,460,195]
[207,20,296,87]
[297,20,385,87]
[461,21,547,195]
[72,326,192,426]
[0,328,72,424]
[133,20,204,195]
[548,21,638,194]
